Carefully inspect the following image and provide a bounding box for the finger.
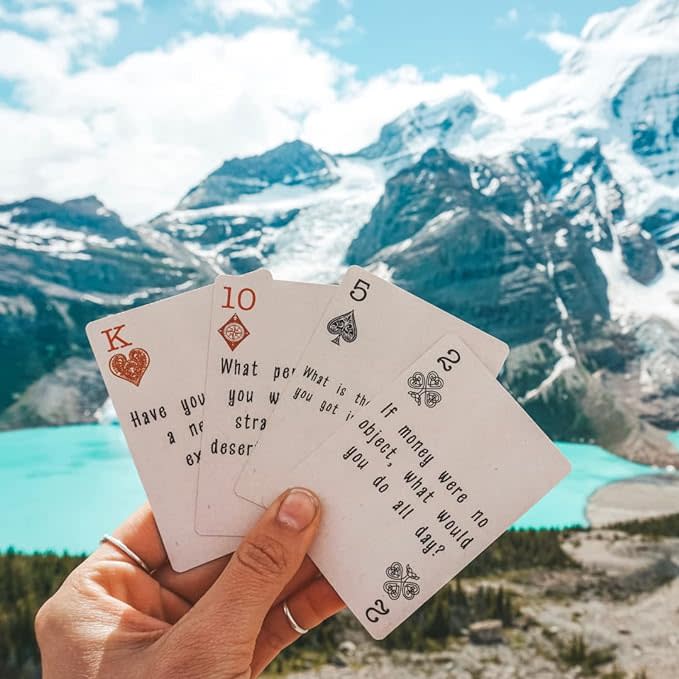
[153,554,231,603]
[167,488,321,660]
[158,587,192,624]
[251,578,345,677]
[154,553,320,606]
[273,558,320,606]
[94,565,192,624]
[94,504,167,573]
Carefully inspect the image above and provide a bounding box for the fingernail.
[277,488,319,531]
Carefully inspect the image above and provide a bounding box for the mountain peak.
[178,140,339,211]
[354,92,491,167]
[581,0,679,41]
[62,195,105,208]
[0,195,128,238]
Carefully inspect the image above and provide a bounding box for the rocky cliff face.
[610,54,679,184]
[346,144,616,346]
[343,141,678,459]
[0,196,214,429]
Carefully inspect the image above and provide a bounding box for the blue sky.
[80,1,630,95]
[0,0,636,220]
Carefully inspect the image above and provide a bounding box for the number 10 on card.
[221,286,256,311]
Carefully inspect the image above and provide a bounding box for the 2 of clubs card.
[282,334,571,639]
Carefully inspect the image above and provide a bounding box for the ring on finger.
[283,599,310,635]
[101,534,152,574]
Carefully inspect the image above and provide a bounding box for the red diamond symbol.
[218,313,250,351]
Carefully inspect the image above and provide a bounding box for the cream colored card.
[237,266,509,507]
[86,286,240,573]
[283,334,570,639]
[195,276,334,536]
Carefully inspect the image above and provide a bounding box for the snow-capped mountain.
[353,94,495,172]
[177,141,340,211]
[0,196,213,429]
[1,0,677,463]
[157,0,679,283]
[151,141,385,282]
[486,0,679,249]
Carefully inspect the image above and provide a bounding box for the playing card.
[86,285,241,572]
[282,334,570,639]
[236,266,509,507]
[196,276,335,536]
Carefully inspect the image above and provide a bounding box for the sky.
[0,0,635,222]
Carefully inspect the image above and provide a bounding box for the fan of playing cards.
[87,266,570,640]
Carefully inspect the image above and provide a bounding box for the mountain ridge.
[1,0,678,463]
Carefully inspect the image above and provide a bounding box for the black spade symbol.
[327,310,358,346]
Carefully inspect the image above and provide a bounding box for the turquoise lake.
[668,431,679,450]
[0,425,674,555]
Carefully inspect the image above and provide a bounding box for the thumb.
[158,488,320,676]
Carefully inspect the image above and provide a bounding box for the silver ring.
[101,534,152,574]
[283,600,309,635]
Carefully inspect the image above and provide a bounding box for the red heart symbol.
[109,348,150,387]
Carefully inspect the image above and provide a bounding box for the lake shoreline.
[587,473,679,527]
[1,424,677,553]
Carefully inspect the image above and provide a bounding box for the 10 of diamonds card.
[196,274,334,537]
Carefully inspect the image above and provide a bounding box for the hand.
[35,488,344,678]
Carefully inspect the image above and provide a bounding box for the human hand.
[36,488,344,678]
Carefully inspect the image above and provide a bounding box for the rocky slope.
[150,140,384,282]
[278,528,679,679]
[0,196,215,430]
[178,140,339,210]
[344,140,678,461]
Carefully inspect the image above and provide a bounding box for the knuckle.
[34,597,58,643]
[235,535,289,580]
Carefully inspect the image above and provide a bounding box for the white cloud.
[494,7,518,28]
[324,11,359,45]
[0,17,500,223]
[198,0,316,21]
[335,13,356,33]
[0,0,142,66]
[302,68,500,155]
[0,29,68,81]
[0,28,348,220]
[535,30,582,56]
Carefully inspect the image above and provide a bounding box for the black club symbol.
[407,370,444,408]
[383,561,420,601]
